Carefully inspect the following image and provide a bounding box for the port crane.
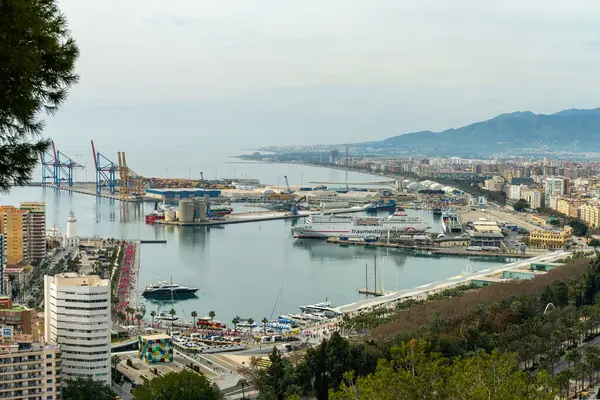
[283,175,292,194]
[40,140,83,186]
[91,140,118,194]
[117,151,145,199]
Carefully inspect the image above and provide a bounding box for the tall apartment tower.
[19,202,46,263]
[44,273,111,384]
[0,234,4,294]
[545,177,566,210]
[0,206,29,265]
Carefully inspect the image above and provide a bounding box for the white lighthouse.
[64,212,80,247]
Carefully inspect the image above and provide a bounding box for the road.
[112,382,134,400]
[553,335,600,375]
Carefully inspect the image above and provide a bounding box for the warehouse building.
[146,188,221,202]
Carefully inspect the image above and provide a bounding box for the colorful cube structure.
[138,334,174,364]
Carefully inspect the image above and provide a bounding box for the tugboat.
[145,201,165,224]
[432,207,443,216]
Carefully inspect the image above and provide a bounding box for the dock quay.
[38,183,148,202]
[326,237,532,259]
[336,251,569,315]
[154,207,366,227]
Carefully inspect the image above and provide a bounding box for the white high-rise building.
[44,273,111,384]
[545,177,566,210]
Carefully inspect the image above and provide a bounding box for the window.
[47,387,52,392]
[47,379,52,384]
[47,396,53,400]
[46,362,52,367]
[46,354,52,359]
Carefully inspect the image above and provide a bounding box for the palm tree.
[237,378,248,399]
[117,312,126,324]
[247,318,254,334]
[169,308,176,331]
[565,348,581,371]
[111,354,121,383]
[232,317,238,331]
[209,310,216,322]
[191,311,198,329]
[150,310,156,326]
[135,313,143,327]
[125,306,135,323]
[261,318,268,335]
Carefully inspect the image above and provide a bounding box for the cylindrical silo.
[194,197,207,222]
[178,199,194,223]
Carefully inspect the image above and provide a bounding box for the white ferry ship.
[292,208,429,239]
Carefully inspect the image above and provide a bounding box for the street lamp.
[301,173,304,186]
[277,176,280,189]
[166,168,168,179]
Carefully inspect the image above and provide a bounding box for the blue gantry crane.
[40,140,83,186]
[91,140,118,194]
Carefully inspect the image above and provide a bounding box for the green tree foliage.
[256,347,299,400]
[61,377,115,400]
[513,198,529,212]
[569,219,589,237]
[549,218,561,227]
[590,239,600,247]
[0,0,79,191]
[132,370,223,400]
[330,342,557,400]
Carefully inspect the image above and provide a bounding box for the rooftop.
[140,334,171,341]
[49,273,108,287]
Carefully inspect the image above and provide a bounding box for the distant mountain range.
[356,108,600,156]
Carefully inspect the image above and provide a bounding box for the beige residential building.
[580,203,600,229]
[0,335,61,400]
[19,203,46,264]
[556,198,587,218]
[0,206,29,266]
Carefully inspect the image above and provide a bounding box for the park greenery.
[61,377,115,400]
[131,370,223,400]
[0,0,79,191]
[241,255,600,399]
[513,198,530,212]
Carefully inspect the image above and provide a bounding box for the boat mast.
[374,255,377,294]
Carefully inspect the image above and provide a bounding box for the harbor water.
[3,164,507,325]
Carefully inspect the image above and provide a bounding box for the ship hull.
[210,208,233,215]
[142,289,199,299]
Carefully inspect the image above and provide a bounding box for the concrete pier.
[326,237,532,258]
[154,207,367,227]
[40,183,147,202]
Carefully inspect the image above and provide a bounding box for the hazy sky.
[48,0,600,155]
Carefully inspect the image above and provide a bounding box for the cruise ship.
[292,208,429,239]
[142,280,199,298]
